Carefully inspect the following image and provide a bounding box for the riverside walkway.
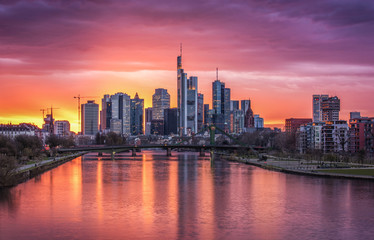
[227,155,374,180]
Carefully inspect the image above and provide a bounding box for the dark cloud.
[0,0,373,74]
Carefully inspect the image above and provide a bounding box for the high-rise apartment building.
[313,94,329,122]
[152,88,170,120]
[130,93,144,135]
[81,100,99,135]
[177,48,198,135]
[321,96,340,122]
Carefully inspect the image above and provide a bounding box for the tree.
[0,155,18,187]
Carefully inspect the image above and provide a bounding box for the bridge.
[58,125,260,160]
[57,144,256,159]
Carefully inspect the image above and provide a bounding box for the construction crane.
[40,108,47,119]
[73,95,97,131]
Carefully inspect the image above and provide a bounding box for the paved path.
[17,152,84,172]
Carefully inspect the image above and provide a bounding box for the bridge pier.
[98,152,103,156]
[166,148,172,157]
[199,148,205,157]
[132,148,137,157]
[210,149,214,162]
[111,152,115,160]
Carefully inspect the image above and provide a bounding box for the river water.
[1,150,374,240]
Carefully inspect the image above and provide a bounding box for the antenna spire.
[216,67,218,80]
[180,43,182,57]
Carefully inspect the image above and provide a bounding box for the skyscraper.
[177,47,198,135]
[100,94,111,131]
[81,100,99,135]
[197,93,204,132]
[130,93,144,135]
[313,94,329,122]
[105,92,131,135]
[152,88,170,120]
[212,71,231,131]
[204,104,211,125]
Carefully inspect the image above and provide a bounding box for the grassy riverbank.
[0,152,85,188]
[221,153,374,180]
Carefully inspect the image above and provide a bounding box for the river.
[1,150,374,240]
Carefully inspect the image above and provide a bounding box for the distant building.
[152,88,170,120]
[54,120,70,136]
[81,100,99,135]
[321,96,340,122]
[177,50,198,135]
[0,123,42,138]
[322,120,349,153]
[350,112,361,119]
[145,107,153,136]
[254,114,264,129]
[285,118,312,133]
[101,93,131,135]
[349,117,374,153]
[212,75,231,132]
[197,93,204,132]
[203,104,211,125]
[298,122,325,153]
[164,108,178,135]
[313,94,329,122]
[231,100,240,111]
[100,94,111,131]
[241,99,254,128]
[232,109,244,134]
[42,114,54,134]
[130,93,144,135]
[151,119,164,135]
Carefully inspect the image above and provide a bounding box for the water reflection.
[2,151,374,239]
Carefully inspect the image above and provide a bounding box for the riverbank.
[223,154,374,180]
[0,152,86,188]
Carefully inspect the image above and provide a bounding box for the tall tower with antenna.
[177,44,198,136]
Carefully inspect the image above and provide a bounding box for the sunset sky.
[1,0,373,132]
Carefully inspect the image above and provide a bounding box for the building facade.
[321,96,340,122]
[130,93,144,135]
[152,88,170,120]
[164,108,178,135]
[54,120,70,136]
[349,117,374,154]
[285,118,312,133]
[197,93,204,132]
[241,99,254,128]
[212,78,231,132]
[313,94,329,122]
[81,100,99,135]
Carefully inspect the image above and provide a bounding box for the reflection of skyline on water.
[1,151,374,239]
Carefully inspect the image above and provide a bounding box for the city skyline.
[1,0,374,132]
